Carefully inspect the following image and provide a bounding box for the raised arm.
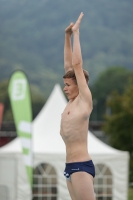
[64,23,74,73]
[72,13,92,107]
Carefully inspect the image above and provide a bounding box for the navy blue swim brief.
[64,160,95,181]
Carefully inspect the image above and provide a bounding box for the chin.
[67,96,71,100]
[66,95,70,100]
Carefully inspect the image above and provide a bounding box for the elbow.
[72,61,82,68]
[89,98,93,113]
[90,103,93,113]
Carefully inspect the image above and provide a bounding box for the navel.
[68,111,70,115]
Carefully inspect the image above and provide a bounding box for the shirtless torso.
[60,94,91,163]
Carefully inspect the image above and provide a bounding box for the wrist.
[65,32,72,37]
[73,30,79,34]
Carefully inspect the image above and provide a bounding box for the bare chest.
[61,100,89,124]
[60,100,89,143]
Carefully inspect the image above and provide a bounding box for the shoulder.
[80,84,92,103]
[76,91,93,113]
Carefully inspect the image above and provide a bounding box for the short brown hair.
[63,69,89,84]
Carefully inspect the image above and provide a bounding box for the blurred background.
[0,0,133,199]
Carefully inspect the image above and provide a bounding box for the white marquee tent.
[0,84,129,200]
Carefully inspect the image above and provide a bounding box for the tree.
[103,83,133,182]
[90,66,133,121]
[0,80,13,120]
[30,85,46,119]
[0,80,46,121]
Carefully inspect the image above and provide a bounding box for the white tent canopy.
[0,84,129,200]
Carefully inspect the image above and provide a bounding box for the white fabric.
[0,84,129,200]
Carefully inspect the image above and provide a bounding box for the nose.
[63,85,67,91]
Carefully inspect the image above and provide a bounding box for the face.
[63,78,79,100]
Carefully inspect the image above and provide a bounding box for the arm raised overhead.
[72,13,92,109]
[64,23,74,73]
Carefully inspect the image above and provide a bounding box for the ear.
[74,79,77,85]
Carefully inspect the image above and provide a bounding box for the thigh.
[71,172,95,200]
[66,180,77,200]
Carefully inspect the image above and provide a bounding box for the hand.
[72,12,84,32]
[65,22,74,35]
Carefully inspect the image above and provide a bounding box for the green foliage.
[0,80,46,121]
[30,85,46,119]
[103,83,133,182]
[90,66,133,120]
[0,0,133,96]
[0,80,13,121]
[129,188,133,200]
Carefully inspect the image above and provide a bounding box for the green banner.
[8,70,33,188]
